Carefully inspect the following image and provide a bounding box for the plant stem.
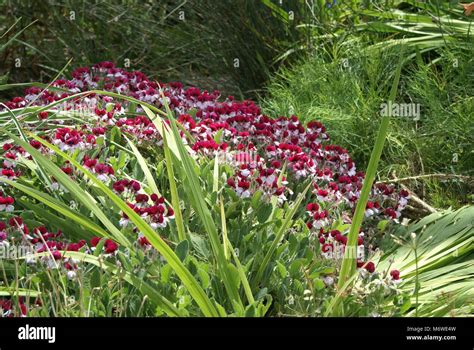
[331,48,404,315]
[414,244,419,317]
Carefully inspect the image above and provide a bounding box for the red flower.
[1,168,15,178]
[306,203,319,212]
[67,243,81,251]
[322,243,333,253]
[61,167,74,175]
[227,178,235,187]
[38,111,49,120]
[365,262,375,273]
[19,303,27,316]
[2,143,13,151]
[390,269,400,280]
[104,239,118,254]
[135,194,149,203]
[29,140,42,149]
[138,236,150,246]
[9,216,23,227]
[130,180,141,192]
[90,236,101,247]
[52,250,62,260]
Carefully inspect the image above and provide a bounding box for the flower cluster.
[53,127,96,152]
[82,156,115,182]
[0,217,119,279]
[0,193,14,212]
[119,193,175,233]
[0,298,28,317]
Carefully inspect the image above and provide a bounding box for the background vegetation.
[262,44,474,209]
[1,0,306,98]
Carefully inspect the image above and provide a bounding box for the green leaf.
[189,232,210,259]
[90,269,101,289]
[160,264,172,284]
[19,199,89,240]
[141,105,182,160]
[227,263,241,290]
[253,181,312,286]
[377,220,390,232]
[175,240,189,262]
[21,251,182,316]
[220,197,230,261]
[332,50,405,316]
[256,203,273,223]
[152,93,244,312]
[162,126,186,242]
[126,136,161,196]
[313,278,325,291]
[197,268,210,289]
[251,190,263,209]
[0,288,41,298]
[276,261,287,279]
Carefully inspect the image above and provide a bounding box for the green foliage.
[332,52,403,316]
[378,206,474,317]
[357,0,474,53]
[262,41,474,209]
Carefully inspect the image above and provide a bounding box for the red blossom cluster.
[0,217,119,278]
[0,298,28,317]
[82,156,115,182]
[0,192,14,212]
[118,193,175,233]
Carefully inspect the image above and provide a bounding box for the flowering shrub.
[0,62,408,316]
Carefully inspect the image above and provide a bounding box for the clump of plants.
[0,62,471,317]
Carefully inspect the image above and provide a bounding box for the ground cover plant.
[0,62,472,317]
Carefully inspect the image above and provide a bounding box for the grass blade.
[125,136,161,196]
[5,132,131,247]
[17,251,182,316]
[330,48,405,316]
[162,126,186,242]
[0,177,108,239]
